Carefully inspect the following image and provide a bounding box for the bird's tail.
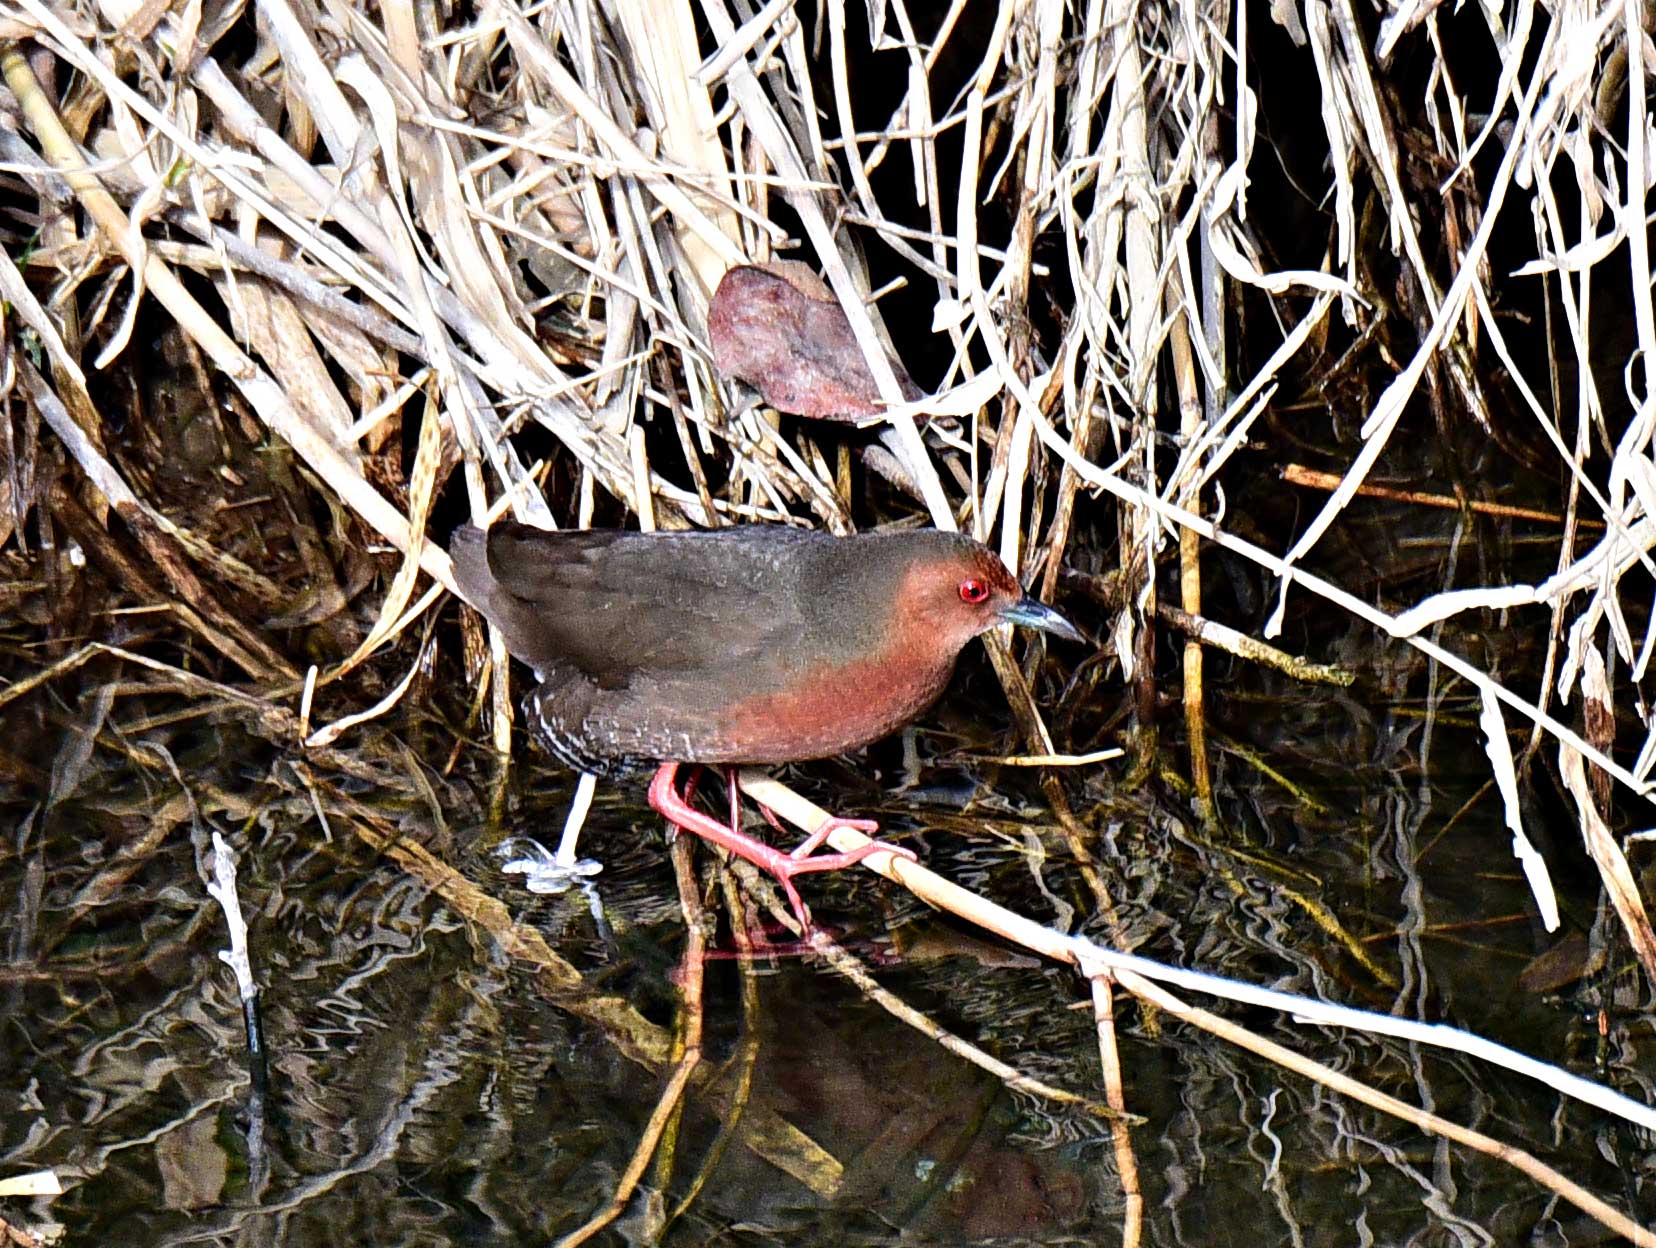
[446,523,494,616]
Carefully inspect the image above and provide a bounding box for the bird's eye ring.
[959,578,990,605]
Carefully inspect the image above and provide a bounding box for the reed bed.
[1,0,1654,1241]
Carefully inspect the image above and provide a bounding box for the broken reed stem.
[1168,278,1212,818]
[1282,464,1605,528]
[1091,973,1144,1248]
[1155,603,1356,686]
[1041,772,1143,1157]
[664,869,764,1230]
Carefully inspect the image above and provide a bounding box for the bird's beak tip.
[1000,595,1086,644]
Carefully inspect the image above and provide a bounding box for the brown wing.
[448,523,823,686]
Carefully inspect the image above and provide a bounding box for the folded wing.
[449,522,821,686]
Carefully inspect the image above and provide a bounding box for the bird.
[448,521,1083,926]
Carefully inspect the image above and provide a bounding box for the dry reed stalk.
[5,0,1656,1230]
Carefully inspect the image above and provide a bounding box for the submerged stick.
[206,831,268,1095]
[737,771,1656,1136]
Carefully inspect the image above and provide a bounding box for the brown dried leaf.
[708,264,920,421]
[1517,930,1601,995]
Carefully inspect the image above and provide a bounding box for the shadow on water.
[2,538,1647,1247]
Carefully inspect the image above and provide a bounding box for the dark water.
[2,606,1650,1247]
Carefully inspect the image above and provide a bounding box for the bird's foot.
[783,813,913,868]
[647,762,911,930]
[760,820,916,928]
[754,798,913,868]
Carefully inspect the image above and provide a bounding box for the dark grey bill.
[999,595,1086,644]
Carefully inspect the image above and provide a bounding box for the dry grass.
[3,0,1655,1239]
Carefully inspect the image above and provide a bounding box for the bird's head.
[895,534,1085,650]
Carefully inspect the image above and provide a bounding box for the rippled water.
[2,598,1648,1246]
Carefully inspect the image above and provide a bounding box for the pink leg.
[648,762,915,928]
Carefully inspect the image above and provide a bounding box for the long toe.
[788,813,880,858]
[778,837,916,875]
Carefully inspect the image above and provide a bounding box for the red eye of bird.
[959,578,990,605]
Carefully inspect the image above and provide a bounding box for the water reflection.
[0,661,1646,1245]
